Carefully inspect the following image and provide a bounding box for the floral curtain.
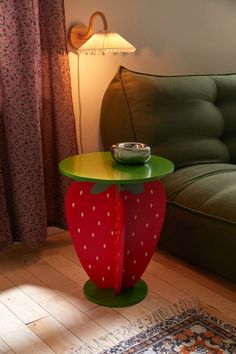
[0,0,78,248]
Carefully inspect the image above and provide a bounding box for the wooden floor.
[0,229,235,354]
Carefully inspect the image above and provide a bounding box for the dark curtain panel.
[0,0,78,248]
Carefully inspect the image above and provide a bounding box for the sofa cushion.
[100,67,236,282]
[160,163,236,281]
[101,67,236,169]
[213,76,236,164]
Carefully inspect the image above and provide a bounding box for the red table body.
[65,180,166,295]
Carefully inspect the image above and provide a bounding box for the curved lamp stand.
[68,11,136,54]
[68,11,108,50]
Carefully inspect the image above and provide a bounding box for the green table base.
[84,279,148,307]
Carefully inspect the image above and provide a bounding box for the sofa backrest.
[100,67,236,169]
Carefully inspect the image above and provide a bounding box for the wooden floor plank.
[55,243,81,265]
[0,302,54,354]
[0,258,109,349]
[142,272,189,302]
[115,290,169,321]
[37,294,108,346]
[2,252,95,312]
[0,253,107,346]
[154,250,236,301]
[28,316,84,354]
[42,254,88,288]
[0,336,12,354]
[85,307,132,339]
[47,227,64,236]
[146,259,236,319]
[141,290,170,309]
[0,273,47,325]
[3,234,69,259]
[114,302,152,323]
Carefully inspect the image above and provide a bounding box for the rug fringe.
[66,296,203,354]
[143,296,200,327]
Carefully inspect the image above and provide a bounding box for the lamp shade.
[78,30,136,55]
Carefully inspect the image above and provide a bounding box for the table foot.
[83,279,147,307]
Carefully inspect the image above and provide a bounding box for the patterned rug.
[68,298,236,354]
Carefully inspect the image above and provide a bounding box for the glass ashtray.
[110,142,151,165]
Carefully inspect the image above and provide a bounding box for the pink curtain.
[0,0,78,247]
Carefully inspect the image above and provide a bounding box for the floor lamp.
[68,11,136,152]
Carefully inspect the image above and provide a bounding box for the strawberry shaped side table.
[59,152,174,307]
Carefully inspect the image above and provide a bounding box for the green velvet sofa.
[100,66,236,282]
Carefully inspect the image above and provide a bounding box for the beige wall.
[65,0,236,152]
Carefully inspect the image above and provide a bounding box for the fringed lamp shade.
[78,31,136,55]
